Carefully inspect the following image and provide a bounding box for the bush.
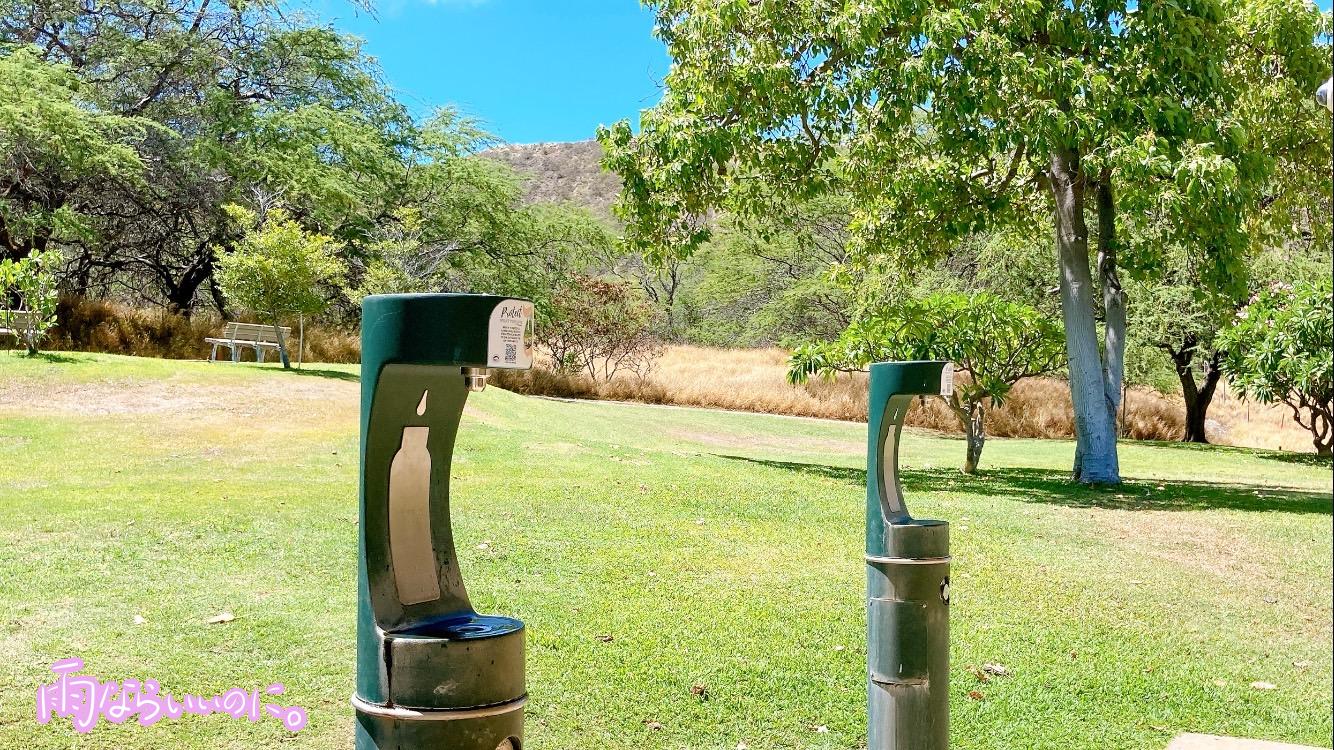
[1218,280,1334,455]
[47,297,360,363]
[789,292,1064,473]
[537,274,663,381]
[0,249,61,354]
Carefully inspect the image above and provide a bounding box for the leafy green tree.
[672,196,860,347]
[1117,4,1332,443]
[1217,280,1333,456]
[0,248,61,355]
[600,0,1328,483]
[0,47,145,263]
[213,206,346,369]
[2,1,416,313]
[352,194,616,330]
[1124,259,1232,443]
[537,275,664,382]
[789,293,1063,474]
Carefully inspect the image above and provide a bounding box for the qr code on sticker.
[505,343,517,362]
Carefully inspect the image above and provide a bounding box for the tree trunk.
[1096,178,1126,430]
[163,251,215,318]
[1173,345,1223,444]
[1293,399,1333,456]
[272,321,291,369]
[963,404,986,475]
[208,277,230,319]
[949,395,987,475]
[1048,149,1120,484]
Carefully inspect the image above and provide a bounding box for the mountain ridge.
[482,140,621,224]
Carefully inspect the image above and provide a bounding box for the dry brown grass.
[1206,380,1323,453]
[496,345,1312,449]
[47,297,360,363]
[43,305,1313,450]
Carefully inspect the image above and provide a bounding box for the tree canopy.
[1,1,613,319]
[601,0,1330,483]
[213,206,346,368]
[789,292,1063,473]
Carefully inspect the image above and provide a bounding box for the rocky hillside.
[482,140,621,223]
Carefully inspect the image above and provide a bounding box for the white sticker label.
[487,299,534,370]
[940,362,955,397]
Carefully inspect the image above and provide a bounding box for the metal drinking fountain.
[865,360,955,750]
[354,293,535,750]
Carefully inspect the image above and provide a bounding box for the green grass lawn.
[1,352,1330,750]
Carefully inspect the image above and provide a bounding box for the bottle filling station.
[866,360,955,750]
[354,293,535,750]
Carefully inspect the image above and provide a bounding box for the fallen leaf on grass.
[206,611,235,625]
[967,690,985,701]
[814,725,829,734]
[969,666,991,683]
[982,663,1009,676]
[736,742,748,750]
[595,634,614,643]
[690,684,709,701]
[1293,660,1312,669]
[645,720,663,730]
[133,615,147,626]
[1249,681,1277,690]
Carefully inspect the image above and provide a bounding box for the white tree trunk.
[1049,149,1121,484]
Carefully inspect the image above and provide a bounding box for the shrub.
[0,249,62,354]
[789,293,1064,473]
[536,274,664,381]
[1218,280,1334,455]
[213,205,347,369]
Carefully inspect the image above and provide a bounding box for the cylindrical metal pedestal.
[354,614,526,750]
[864,361,954,750]
[867,520,949,750]
[354,697,523,750]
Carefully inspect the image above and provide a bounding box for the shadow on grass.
[1253,451,1331,468]
[2,351,86,364]
[285,366,359,383]
[1124,438,1332,468]
[714,455,1333,515]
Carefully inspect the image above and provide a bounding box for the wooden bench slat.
[205,321,294,362]
[0,310,38,335]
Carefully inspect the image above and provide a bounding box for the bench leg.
[209,343,218,362]
[255,347,265,363]
[231,345,240,363]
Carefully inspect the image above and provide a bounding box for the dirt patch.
[667,427,861,456]
[1097,510,1272,581]
[0,374,357,420]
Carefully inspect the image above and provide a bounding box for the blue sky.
[311,0,1333,145]
[311,1,669,144]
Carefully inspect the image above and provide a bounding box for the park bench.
[0,310,37,343]
[206,322,292,363]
